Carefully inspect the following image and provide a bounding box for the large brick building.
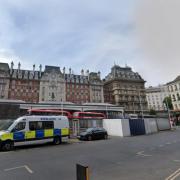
[8,62,41,103]
[104,65,147,112]
[0,62,104,104]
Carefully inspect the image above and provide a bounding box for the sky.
[0,0,180,86]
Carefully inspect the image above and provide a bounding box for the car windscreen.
[0,120,14,131]
[86,128,94,132]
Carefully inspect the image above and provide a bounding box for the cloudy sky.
[0,0,180,86]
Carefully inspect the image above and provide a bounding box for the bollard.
[76,164,89,180]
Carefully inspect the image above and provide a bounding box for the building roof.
[105,65,145,83]
[44,66,61,73]
[0,63,9,71]
[167,75,180,85]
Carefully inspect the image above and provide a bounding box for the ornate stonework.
[104,65,147,112]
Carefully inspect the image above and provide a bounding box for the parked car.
[78,127,108,141]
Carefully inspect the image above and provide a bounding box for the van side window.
[13,122,26,132]
[43,121,54,129]
[29,121,54,130]
[29,121,43,130]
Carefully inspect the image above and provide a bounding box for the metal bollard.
[76,164,89,180]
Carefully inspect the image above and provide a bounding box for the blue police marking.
[13,132,25,141]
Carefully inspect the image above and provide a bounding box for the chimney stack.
[81,69,84,76]
[39,64,42,77]
[10,61,14,74]
[18,62,21,72]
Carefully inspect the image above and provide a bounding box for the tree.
[163,96,173,110]
[149,109,157,115]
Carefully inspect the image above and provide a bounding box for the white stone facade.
[39,66,66,102]
[89,72,104,103]
[146,85,169,111]
[0,63,10,99]
[167,76,180,110]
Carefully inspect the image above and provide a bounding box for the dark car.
[78,127,108,141]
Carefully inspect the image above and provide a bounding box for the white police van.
[0,116,69,151]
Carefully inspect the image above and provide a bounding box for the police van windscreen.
[0,120,14,131]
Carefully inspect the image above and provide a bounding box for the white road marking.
[173,160,180,163]
[159,145,164,147]
[4,165,33,174]
[136,151,152,157]
[166,142,171,145]
[165,168,180,180]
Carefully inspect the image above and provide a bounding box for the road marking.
[165,168,180,180]
[173,140,177,143]
[173,160,180,163]
[136,151,152,157]
[4,165,33,174]
[0,152,10,155]
[166,142,171,145]
[159,145,164,147]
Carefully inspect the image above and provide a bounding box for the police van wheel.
[53,136,61,145]
[2,141,14,151]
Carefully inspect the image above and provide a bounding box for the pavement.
[1,130,180,180]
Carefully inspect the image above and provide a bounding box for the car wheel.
[88,136,92,141]
[53,136,61,145]
[104,134,108,139]
[2,141,14,151]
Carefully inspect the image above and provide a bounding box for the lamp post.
[139,90,144,119]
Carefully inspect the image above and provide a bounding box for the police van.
[0,116,69,151]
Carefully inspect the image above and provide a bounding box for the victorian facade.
[146,85,169,111]
[167,76,180,110]
[8,62,41,103]
[0,62,104,104]
[64,68,89,104]
[104,65,147,112]
[0,63,10,99]
[39,66,66,102]
[89,72,104,103]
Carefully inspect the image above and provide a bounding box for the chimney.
[86,69,89,76]
[98,71,101,78]
[86,69,90,80]
[33,64,35,72]
[39,64,42,77]
[81,69,84,76]
[18,62,21,72]
[10,61,14,74]
[63,67,65,74]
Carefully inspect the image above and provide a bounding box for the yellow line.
[86,167,89,180]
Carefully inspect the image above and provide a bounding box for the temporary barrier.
[156,118,171,131]
[129,119,146,136]
[103,119,130,137]
[144,118,158,134]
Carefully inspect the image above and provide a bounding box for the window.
[43,121,54,129]
[29,121,54,130]
[29,121,43,130]
[13,122,26,132]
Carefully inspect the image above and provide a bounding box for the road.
[0,129,180,180]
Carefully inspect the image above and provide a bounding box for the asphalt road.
[0,129,180,180]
